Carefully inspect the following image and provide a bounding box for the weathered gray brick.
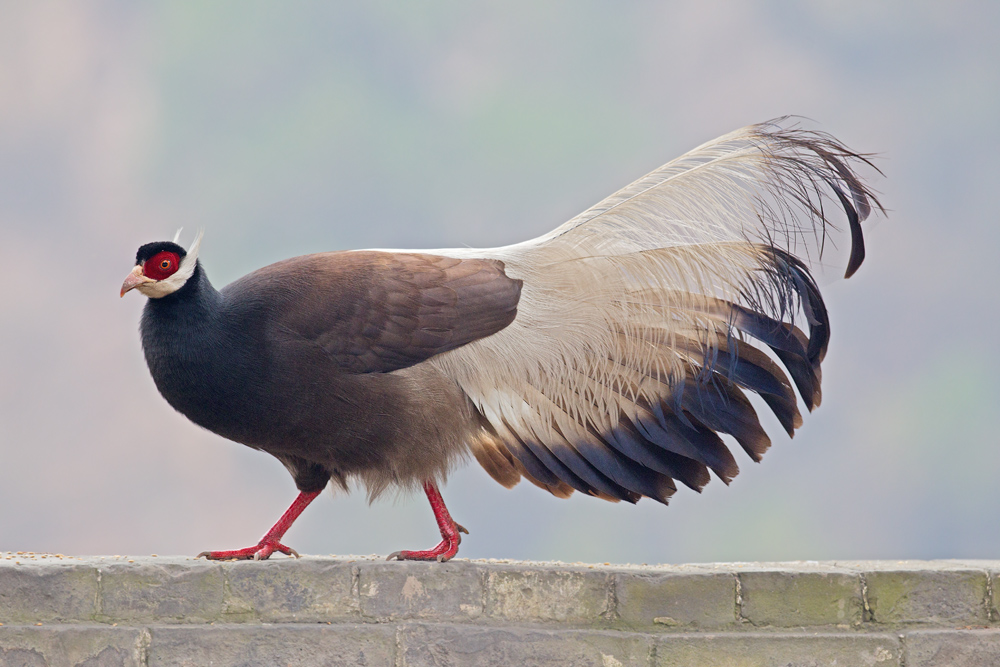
[147,624,395,667]
[739,569,863,627]
[904,629,1000,667]
[654,632,901,667]
[398,623,652,667]
[0,562,99,624]
[359,561,483,621]
[865,569,989,625]
[615,571,736,629]
[485,566,612,624]
[221,557,357,622]
[0,625,145,667]
[98,560,224,623]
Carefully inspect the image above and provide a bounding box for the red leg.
[387,481,468,563]
[197,490,320,561]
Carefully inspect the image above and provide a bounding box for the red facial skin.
[143,251,181,281]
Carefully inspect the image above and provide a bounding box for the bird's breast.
[140,303,280,444]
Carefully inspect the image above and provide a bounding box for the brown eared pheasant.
[122,120,881,562]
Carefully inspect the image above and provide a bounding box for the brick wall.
[1,555,999,666]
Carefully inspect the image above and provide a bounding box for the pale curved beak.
[120,265,153,297]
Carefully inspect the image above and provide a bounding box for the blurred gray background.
[2,1,997,564]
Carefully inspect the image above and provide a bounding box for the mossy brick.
[904,629,1000,667]
[358,561,483,621]
[739,570,863,627]
[221,558,357,622]
[98,560,224,623]
[654,632,901,667]
[398,623,653,667]
[0,561,99,623]
[147,624,395,667]
[485,566,612,624]
[615,571,736,630]
[0,625,145,667]
[865,569,989,625]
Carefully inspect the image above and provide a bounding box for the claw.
[386,526,462,562]
[197,539,299,561]
[388,481,467,562]
[387,542,459,562]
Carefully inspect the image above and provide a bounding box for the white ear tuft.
[172,229,204,283]
[172,228,184,244]
[185,229,204,264]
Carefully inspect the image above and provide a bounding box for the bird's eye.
[144,250,182,280]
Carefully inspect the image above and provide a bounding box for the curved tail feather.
[430,119,882,502]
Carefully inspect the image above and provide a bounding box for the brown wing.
[227,251,523,374]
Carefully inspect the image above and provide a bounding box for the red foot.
[387,483,468,563]
[195,490,319,562]
[197,540,300,561]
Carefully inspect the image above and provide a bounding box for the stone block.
[904,629,1000,667]
[654,632,901,667]
[739,570,863,627]
[147,624,395,667]
[221,558,357,622]
[484,566,612,624]
[615,571,736,629]
[358,561,483,621]
[865,569,988,625]
[398,623,652,667]
[0,562,99,624]
[98,560,224,624]
[0,625,146,667]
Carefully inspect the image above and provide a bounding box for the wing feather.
[229,251,523,374]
